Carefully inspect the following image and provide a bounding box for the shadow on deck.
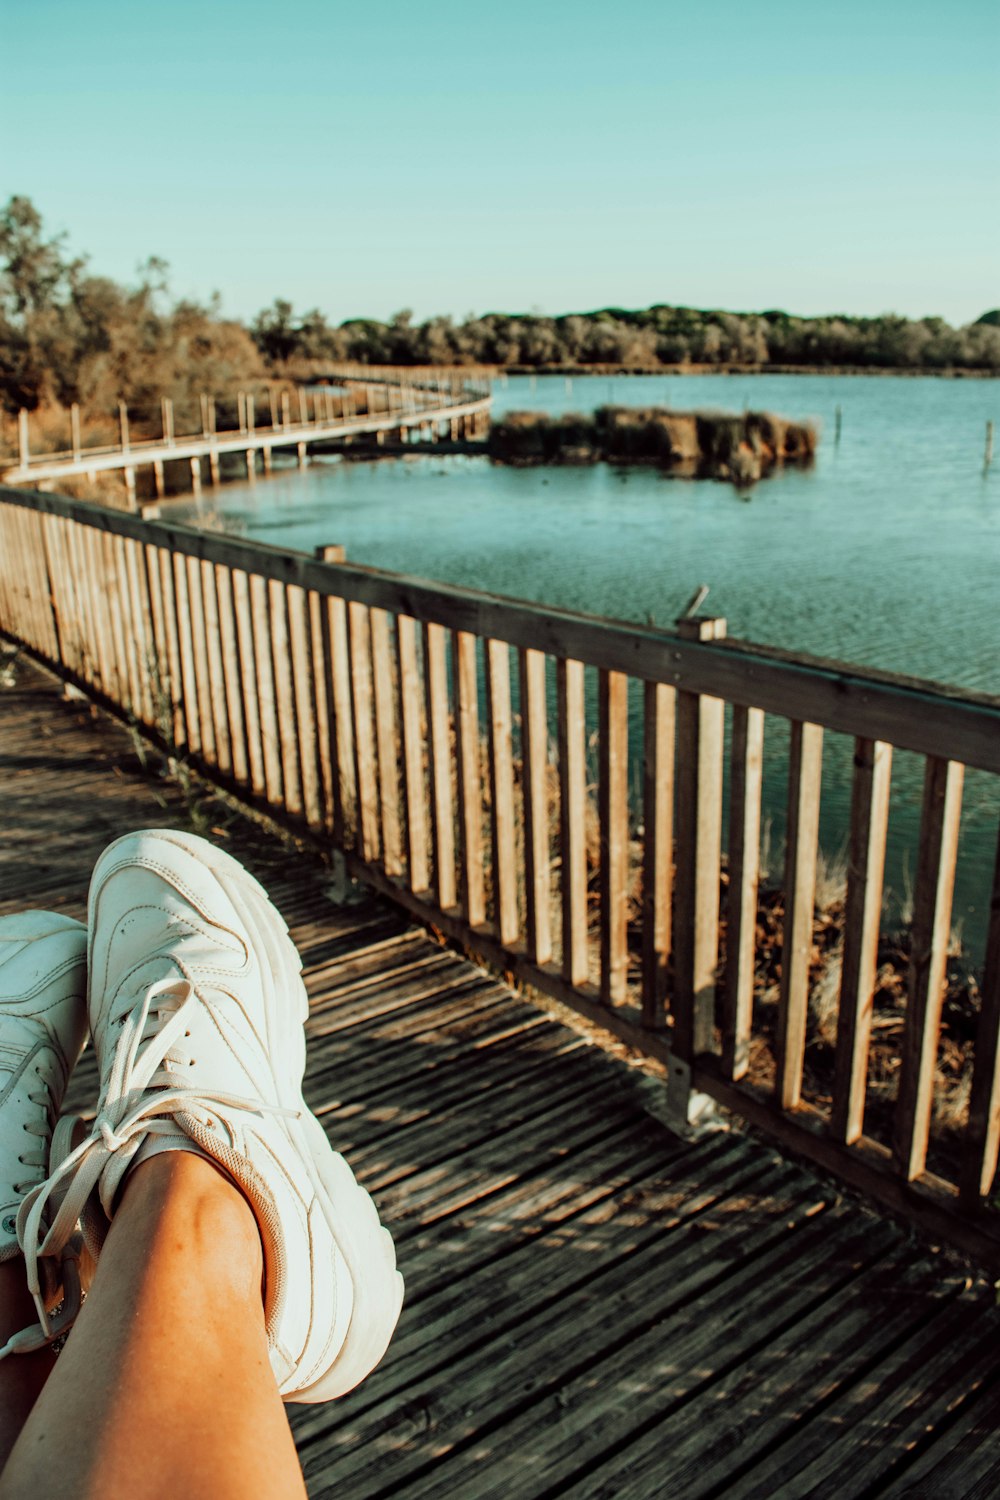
[3,655,1000,1499]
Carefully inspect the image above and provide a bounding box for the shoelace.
[12,975,297,1353]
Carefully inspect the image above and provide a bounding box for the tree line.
[2,195,998,422]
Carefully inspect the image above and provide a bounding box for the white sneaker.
[0,912,88,1358]
[20,829,403,1402]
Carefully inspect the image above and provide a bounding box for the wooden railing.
[3,484,1000,1263]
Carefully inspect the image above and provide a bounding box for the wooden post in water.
[123,467,137,509]
[153,459,165,499]
[262,445,272,475]
[297,441,307,468]
[119,402,130,453]
[17,410,29,468]
[190,456,202,495]
[71,404,81,461]
[209,450,220,485]
[245,450,255,481]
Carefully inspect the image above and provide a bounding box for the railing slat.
[894,756,964,1180]
[673,619,726,1061]
[723,704,764,1077]
[599,667,629,1006]
[371,607,403,875]
[642,679,676,1028]
[186,553,217,765]
[231,568,265,796]
[347,600,379,859]
[961,827,1000,1204]
[109,535,137,716]
[487,639,518,946]
[248,571,282,802]
[424,620,456,910]
[308,589,335,833]
[557,657,587,986]
[172,550,201,754]
[831,737,893,1143]
[201,557,233,777]
[519,646,552,965]
[214,564,250,787]
[287,584,323,829]
[142,542,169,735]
[397,614,429,893]
[124,537,155,727]
[270,579,303,817]
[321,594,355,847]
[157,548,185,750]
[453,629,485,926]
[776,719,824,1110]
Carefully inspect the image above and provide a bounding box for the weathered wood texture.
[2,661,1000,1500]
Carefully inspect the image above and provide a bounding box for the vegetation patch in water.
[488,406,817,484]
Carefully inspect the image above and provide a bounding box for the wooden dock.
[4,654,1000,1499]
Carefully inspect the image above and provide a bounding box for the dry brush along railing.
[2,484,1000,1263]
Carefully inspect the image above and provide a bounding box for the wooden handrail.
[3,485,1000,1265]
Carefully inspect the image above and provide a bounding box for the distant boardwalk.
[4,657,1000,1498]
[1,371,492,504]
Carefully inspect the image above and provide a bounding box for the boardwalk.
[3,651,1000,1499]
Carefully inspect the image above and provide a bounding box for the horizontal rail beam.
[3,484,998,771]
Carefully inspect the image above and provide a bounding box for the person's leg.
[0,1151,307,1500]
[0,1264,57,1470]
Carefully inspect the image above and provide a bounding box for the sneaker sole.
[91,829,404,1403]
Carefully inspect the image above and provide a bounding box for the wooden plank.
[557,658,588,986]
[185,553,217,766]
[200,557,232,776]
[673,620,726,1061]
[214,564,250,786]
[308,589,335,832]
[396,614,429,893]
[723,705,764,1077]
[642,679,676,1028]
[451,630,485,928]
[598,668,629,1006]
[142,541,169,737]
[248,571,283,803]
[8,487,999,773]
[370,608,403,874]
[269,578,303,817]
[776,719,824,1110]
[485,639,518,947]
[519,646,552,965]
[895,756,964,1180]
[287,583,323,829]
[423,620,456,910]
[123,536,155,727]
[104,533,133,715]
[321,593,355,847]
[348,601,379,860]
[231,568,266,796]
[961,827,1000,1204]
[157,547,186,750]
[831,738,893,1143]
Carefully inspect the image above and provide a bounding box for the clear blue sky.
[3,0,997,326]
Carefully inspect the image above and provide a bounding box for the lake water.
[173,374,1000,955]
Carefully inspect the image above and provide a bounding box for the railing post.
[119,402,130,454]
[71,404,81,461]
[17,410,29,468]
[161,397,174,445]
[673,615,726,1071]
